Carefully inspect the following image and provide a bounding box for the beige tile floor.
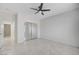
[0,38,79,55]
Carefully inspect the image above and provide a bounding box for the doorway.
[4,24,13,47]
[4,24,11,38]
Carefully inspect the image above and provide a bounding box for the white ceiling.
[0,3,79,20]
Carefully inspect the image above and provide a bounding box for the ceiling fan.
[30,3,51,15]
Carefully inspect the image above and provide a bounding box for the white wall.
[40,8,79,47]
[17,13,40,43]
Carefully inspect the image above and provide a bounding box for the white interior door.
[28,23,32,40]
[32,23,37,39]
[25,22,32,40]
[0,24,4,48]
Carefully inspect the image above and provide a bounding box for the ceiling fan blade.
[34,11,39,14]
[41,12,44,15]
[39,3,43,7]
[38,3,43,9]
[40,3,43,7]
[41,9,51,11]
[30,8,38,10]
